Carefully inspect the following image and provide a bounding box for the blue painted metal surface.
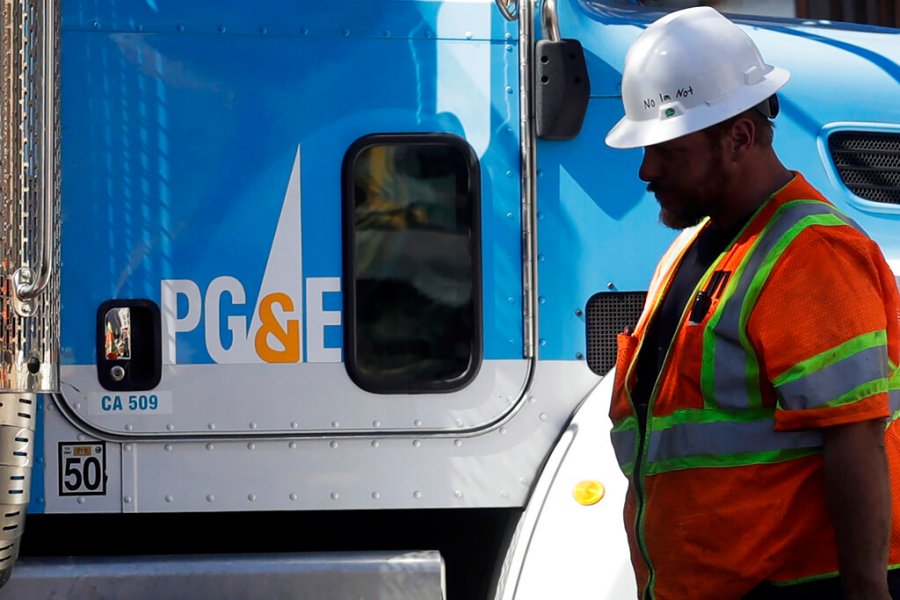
[26,399,45,515]
[534,0,900,361]
[59,0,899,368]
[60,0,522,366]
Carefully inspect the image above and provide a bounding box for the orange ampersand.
[254,293,300,363]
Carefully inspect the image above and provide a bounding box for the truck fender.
[492,367,636,599]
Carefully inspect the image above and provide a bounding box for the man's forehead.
[645,129,711,151]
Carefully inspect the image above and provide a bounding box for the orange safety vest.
[611,173,900,599]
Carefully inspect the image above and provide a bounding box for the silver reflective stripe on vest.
[706,201,857,410]
[892,389,900,418]
[611,427,637,470]
[777,344,889,410]
[646,417,822,464]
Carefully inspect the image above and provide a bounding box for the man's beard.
[658,200,707,230]
[651,149,730,230]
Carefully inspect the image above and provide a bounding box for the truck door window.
[638,1,796,18]
[638,0,898,26]
[342,134,482,394]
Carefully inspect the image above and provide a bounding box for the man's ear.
[729,117,755,159]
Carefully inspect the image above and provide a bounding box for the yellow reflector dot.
[573,480,605,506]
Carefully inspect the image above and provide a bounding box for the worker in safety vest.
[605,7,900,599]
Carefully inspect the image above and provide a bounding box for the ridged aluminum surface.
[0,552,446,600]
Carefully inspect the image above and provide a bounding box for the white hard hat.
[605,6,790,149]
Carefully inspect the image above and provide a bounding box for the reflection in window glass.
[638,2,898,31]
[640,0,794,17]
[104,307,132,360]
[343,135,482,393]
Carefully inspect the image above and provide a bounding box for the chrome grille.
[828,131,900,205]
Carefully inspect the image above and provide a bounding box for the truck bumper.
[0,550,445,599]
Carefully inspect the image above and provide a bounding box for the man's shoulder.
[767,217,894,299]
[782,217,881,262]
[766,173,871,246]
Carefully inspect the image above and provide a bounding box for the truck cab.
[0,0,897,597]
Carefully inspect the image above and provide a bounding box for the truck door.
[55,2,528,454]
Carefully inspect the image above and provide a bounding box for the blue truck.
[0,0,897,597]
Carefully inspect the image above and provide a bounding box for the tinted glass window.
[638,0,897,26]
[343,134,482,393]
[639,0,794,17]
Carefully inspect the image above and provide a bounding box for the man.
[604,7,900,599]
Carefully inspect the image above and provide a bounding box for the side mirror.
[535,38,590,140]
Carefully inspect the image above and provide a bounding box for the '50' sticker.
[59,442,106,496]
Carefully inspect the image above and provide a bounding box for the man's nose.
[638,147,660,183]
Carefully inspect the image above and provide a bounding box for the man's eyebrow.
[653,142,684,152]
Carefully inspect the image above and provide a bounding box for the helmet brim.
[605,66,790,149]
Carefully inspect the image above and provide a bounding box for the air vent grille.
[828,131,900,205]
[585,292,646,376]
